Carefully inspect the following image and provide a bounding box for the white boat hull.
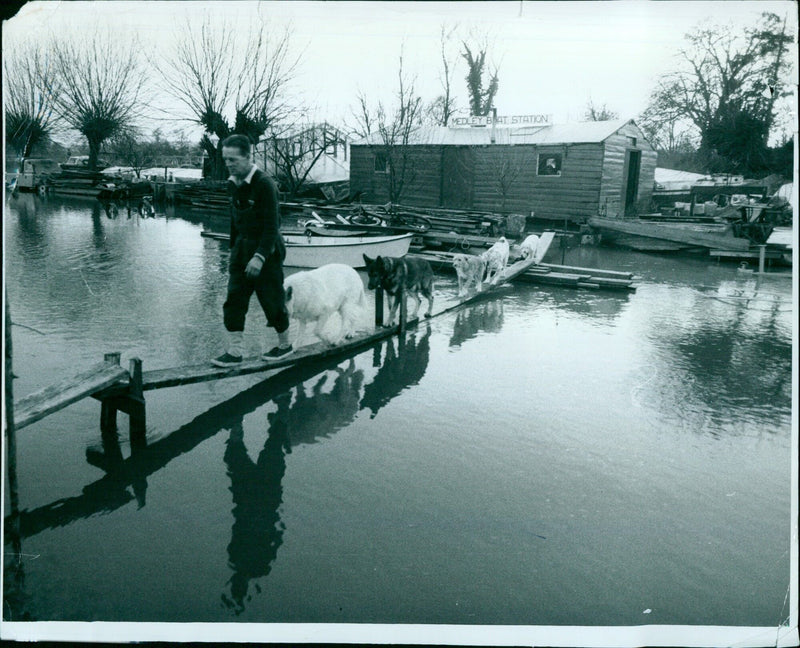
[282,232,414,268]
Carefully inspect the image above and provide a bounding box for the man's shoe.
[211,352,243,367]
[263,345,293,359]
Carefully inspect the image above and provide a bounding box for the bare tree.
[109,129,155,179]
[3,44,60,161]
[427,25,459,126]
[584,100,619,121]
[351,49,424,206]
[266,122,348,198]
[494,148,533,212]
[157,16,300,180]
[49,31,147,171]
[462,32,499,116]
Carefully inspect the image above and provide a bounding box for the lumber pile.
[408,250,636,292]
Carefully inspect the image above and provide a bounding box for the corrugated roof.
[352,119,636,146]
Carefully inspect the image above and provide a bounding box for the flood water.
[2,192,795,629]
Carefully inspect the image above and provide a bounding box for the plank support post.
[127,357,146,451]
[98,353,146,451]
[398,286,407,337]
[758,244,766,274]
[100,352,121,437]
[375,286,384,327]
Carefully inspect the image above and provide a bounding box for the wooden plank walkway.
[141,328,393,391]
[13,360,130,430]
[142,244,546,391]
[9,236,548,432]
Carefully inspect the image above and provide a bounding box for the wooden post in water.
[375,286,384,327]
[5,301,20,539]
[127,357,147,451]
[758,245,766,274]
[100,352,121,436]
[398,285,407,336]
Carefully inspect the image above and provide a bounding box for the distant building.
[256,124,350,186]
[350,119,657,221]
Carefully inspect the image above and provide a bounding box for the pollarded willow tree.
[3,44,60,160]
[50,30,148,171]
[639,11,793,174]
[157,16,300,180]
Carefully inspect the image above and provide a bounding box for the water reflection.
[642,279,792,431]
[222,412,289,614]
[449,301,504,348]
[221,360,364,613]
[3,333,437,617]
[361,326,431,418]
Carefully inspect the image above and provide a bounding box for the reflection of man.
[222,397,291,615]
[212,134,292,367]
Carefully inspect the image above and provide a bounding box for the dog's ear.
[363,254,373,266]
[285,285,293,301]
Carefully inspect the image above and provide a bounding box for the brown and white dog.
[363,254,435,325]
[481,236,510,285]
[284,263,366,345]
[452,253,486,296]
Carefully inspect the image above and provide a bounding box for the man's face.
[222,146,251,179]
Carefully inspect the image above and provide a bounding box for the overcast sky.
[3,0,797,142]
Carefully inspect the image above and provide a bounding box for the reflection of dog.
[452,253,486,296]
[361,327,431,418]
[449,301,504,348]
[481,237,509,284]
[363,254,434,324]
[284,263,366,345]
[519,234,540,260]
[280,360,365,445]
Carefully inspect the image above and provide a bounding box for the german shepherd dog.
[363,254,435,325]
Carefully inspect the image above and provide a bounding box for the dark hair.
[221,134,251,157]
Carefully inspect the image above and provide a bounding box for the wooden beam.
[141,328,395,392]
[14,361,130,430]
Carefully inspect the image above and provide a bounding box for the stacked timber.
[408,250,636,292]
[391,204,507,236]
[47,170,107,197]
[172,182,229,209]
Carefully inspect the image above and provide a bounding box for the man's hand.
[245,255,264,278]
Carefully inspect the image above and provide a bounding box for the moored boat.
[282,232,414,268]
[589,216,752,251]
[200,229,415,268]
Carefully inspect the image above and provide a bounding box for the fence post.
[375,286,384,327]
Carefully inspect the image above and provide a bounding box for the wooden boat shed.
[350,119,657,222]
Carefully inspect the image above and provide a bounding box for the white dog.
[481,236,510,285]
[519,234,540,260]
[452,253,486,296]
[284,263,366,346]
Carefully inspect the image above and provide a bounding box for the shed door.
[623,150,641,216]
[441,147,474,209]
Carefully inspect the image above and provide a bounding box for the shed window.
[627,136,637,147]
[374,152,389,173]
[537,153,562,176]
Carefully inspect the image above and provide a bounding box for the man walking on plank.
[212,135,293,367]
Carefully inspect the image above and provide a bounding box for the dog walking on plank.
[283,263,366,346]
[363,254,435,325]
